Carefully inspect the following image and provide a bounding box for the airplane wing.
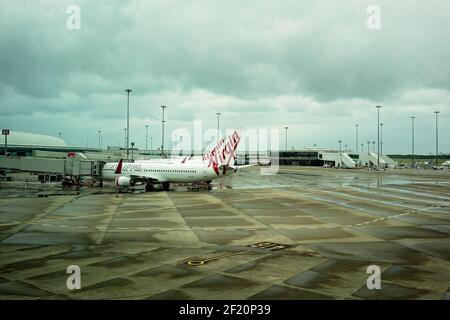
[129,174,166,183]
[231,164,257,169]
[219,164,257,174]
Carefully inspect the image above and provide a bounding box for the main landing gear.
[162,182,170,191]
[145,182,154,192]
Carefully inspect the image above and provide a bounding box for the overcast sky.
[0,0,449,154]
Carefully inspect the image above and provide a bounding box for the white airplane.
[442,160,450,167]
[101,130,246,191]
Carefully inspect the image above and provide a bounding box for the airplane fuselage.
[101,161,226,184]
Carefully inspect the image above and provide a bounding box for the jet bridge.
[0,156,104,180]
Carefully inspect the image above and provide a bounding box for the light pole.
[434,111,440,166]
[98,130,102,149]
[338,140,342,168]
[216,112,221,139]
[2,129,10,156]
[180,135,184,155]
[125,89,133,159]
[355,124,359,153]
[372,141,375,153]
[411,116,415,168]
[367,141,370,155]
[131,142,135,159]
[380,123,384,155]
[58,132,62,139]
[124,128,127,149]
[145,124,149,151]
[376,105,382,168]
[284,126,288,151]
[161,105,167,157]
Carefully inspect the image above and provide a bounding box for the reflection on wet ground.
[0,166,449,299]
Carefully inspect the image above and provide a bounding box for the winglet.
[115,159,123,174]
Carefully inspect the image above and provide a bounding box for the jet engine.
[115,176,135,187]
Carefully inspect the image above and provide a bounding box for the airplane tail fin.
[203,130,241,167]
[115,159,123,174]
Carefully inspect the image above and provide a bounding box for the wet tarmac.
[0,166,449,299]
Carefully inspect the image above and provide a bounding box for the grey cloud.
[0,0,449,153]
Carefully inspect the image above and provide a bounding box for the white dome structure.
[1,131,66,147]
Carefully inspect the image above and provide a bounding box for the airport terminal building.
[0,131,99,156]
[240,149,397,168]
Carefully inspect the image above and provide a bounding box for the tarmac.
[0,166,449,300]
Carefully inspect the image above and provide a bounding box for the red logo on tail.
[115,159,123,174]
[205,130,240,175]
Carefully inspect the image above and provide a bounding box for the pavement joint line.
[313,187,450,212]
[343,185,450,204]
[0,195,280,226]
[0,196,448,232]
[290,188,449,229]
